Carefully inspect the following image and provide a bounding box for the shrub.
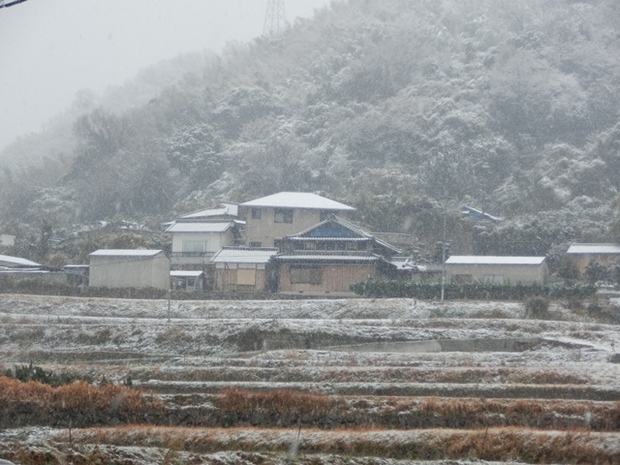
[4,363,92,387]
[350,279,596,300]
[525,296,549,319]
[0,377,164,428]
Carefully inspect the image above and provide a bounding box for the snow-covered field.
[1,293,619,464]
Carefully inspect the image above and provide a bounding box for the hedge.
[350,279,597,300]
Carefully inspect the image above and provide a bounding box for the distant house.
[239,192,356,248]
[566,243,620,274]
[273,216,402,295]
[0,254,41,270]
[0,254,65,284]
[166,220,242,266]
[89,249,170,290]
[171,270,205,292]
[459,206,501,224]
[164,204,243,266]
[445,256,548,285]
[211,247,278,293]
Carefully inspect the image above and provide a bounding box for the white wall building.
[89,249,170,290]
[445,256,548,285]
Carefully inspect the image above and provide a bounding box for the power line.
[0,0,29,9]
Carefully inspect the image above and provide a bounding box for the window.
[251,208,261,219]
[290,266,322,284]
[274,208,293,223]
[249,241,262,248]
[182,240,206,253]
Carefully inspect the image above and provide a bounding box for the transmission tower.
[263,0,287,37]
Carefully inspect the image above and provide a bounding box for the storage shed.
[89,249,170,290]
[445,256,548,285]
[566,243,620,274]
[211,247,278,292]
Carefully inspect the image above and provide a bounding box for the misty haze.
[1,0,620,463]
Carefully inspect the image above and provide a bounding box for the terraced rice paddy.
[0,294,619,464]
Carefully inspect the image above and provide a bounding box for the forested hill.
[2,0,620,260]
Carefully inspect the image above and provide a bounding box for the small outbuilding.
[89,249,170,290]
[171,270,205,292]
[445,256,548,285]
[211,247,278,293]
[566,243,620,274]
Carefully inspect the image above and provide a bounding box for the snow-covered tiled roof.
[89,249,163,257]
[289,215,402,254]
[165,222,233,233]
[0,254,41,268]
[275,253,382,263]
[566,243,620,255]
[289,236,369,242]
[446,256,546,265]
[389,257,427,271]
[211,247,278,264]
[180,203,238,219]
[240,192,356,211]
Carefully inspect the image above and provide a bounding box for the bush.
[350,279,596,301]
[4,363,92,387]
[525,296,549,319]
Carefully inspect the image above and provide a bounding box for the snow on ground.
[1,293,619,464]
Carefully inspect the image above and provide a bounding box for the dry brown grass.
[217,388,346,420]
[0,376,164,428]
[212,389,620,432]
[60,425,620,463]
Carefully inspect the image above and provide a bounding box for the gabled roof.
[0,254,41,268]
[446,256,546,265]
[165,221,234,233]
[211,247,278,264]
[274,253,383,263]
[240,192,356,211]
[89,249,163,258]
[566,243,620,255]
[180,203,238,219]
[460,205,501,223]
[390,257,427,272]
[289,216,402,254]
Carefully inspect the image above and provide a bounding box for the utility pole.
[263,0,287,37]
[441,199,447,302]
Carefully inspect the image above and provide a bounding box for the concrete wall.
[89,253,170,290]
[446,263,548,285]
[278,263,378,295]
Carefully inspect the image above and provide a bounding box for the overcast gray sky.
[0,0,332,151]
